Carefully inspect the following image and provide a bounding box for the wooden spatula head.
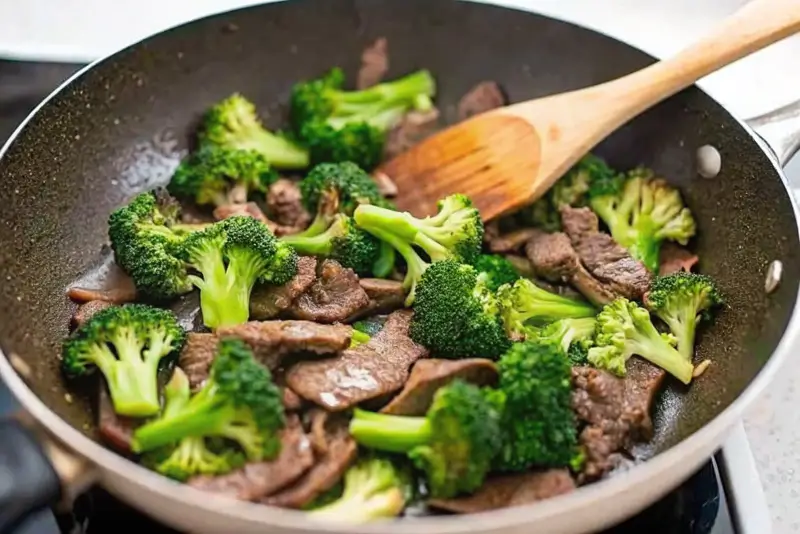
[378,112,543,220]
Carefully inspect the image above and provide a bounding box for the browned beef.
[282,387,304,411]
[429,470,575,513]
[286,310,428,411]
[263,414,357,509]
[381,358,498,416]
[571,360,665,482]
[357,37,389,89]
[217,320,353,370]
[659,242,699,275]
[384,108,441,160]
[97,384,139,453]
[287,260,371,323]
[71,300,114,329]
[250,256,318,320]
[213,201,269,225]
[178,333,218,392]
[560,206,652,300]
[67,271,137,304]
[308,409,330,455]
[570,265,619,306]
[188,415,314,501]
[457,81,506,120]
[488,228,540,254]
[346,278,405,321]
[267,179,310,230]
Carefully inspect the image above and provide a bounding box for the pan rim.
[1,0,798,531]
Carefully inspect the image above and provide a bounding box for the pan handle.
[746,99,800,168]
[0,414,94,534]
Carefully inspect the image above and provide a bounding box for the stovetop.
[0,59,768,534]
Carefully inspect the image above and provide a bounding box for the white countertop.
[1,1,800,531]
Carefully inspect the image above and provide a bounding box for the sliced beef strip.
[267,179,311,230]
[357,37,389,89]
[282,387,304,412]
[250,256,318,320]
[571,360,665,483]
[429,470,575,513]
[457,81,507,120]
[178,333,218,392]
[560,206,652,300]
[188,415,314,501]
[383,108,441,160]
[381,358,498,416]
[286,310,428,411]
[71,300,114,329]
[488,227,540,254]
[67,280,136,304]
[97,383,139,453]
[212,201,299,236]
[263,414,357,509]
[659,242,699,275]
[287,260,371,323]
[217,320,353,370]
[346,278,405,321]
[308,408,330,456]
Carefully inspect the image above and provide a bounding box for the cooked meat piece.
[370,170,399,197]
[286,310,428,411]
[67,281,136,304]
[68,249,138,304]
[71,300,114,329]
[571,360,665,483]
[659,242,699,275]
[287,260,371,323]
[570,264,619,306]
[217,320,353,370]
[263,414,357,509]
[488,228,540,254]
[282,387,304,412]
[97,384,139,453]
[308,408,330,456]
[429,470,575,513]
[346,278,406,321]
[250,256,318,320]
[178,333,218,392]
[267,179,311,230]
[357,37,389,89]
[383,108,441,159]
[213,201,269,224]
[381,358,498,416]
[188,415,314,501]
[457,81,507,120]
[560,206,652,300]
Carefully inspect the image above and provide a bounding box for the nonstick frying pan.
[1,1,800,533]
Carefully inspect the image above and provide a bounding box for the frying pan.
[0,1,799,533]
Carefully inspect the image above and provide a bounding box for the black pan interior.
[0,0,797,459]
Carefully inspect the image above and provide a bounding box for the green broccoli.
[352,317,387,337]
[350,329,371,347]
[182,216,297,329]
[588,297,694,384]
[349,379,503,499]
[588,167,696,272]
[308,456,411,523]
[167,145,278,207]
[198,93,309,170]
[132,338,285,462]
[644,272,723,361]
[108,190,202,299]
[409,260,510,360]
[497,278,596,339]
[291,68,436,170]
[527,317,596,355]
[61,304,185,417]
[355,194,483,304]
[494,340,577,471]
[473,254,521,293]
[140,369,245,481]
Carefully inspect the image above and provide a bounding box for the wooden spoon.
[381,0,800,220]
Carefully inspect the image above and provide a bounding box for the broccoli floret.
[494,340,577,471]
[644,272,723,361]
[108,190,203,299]
[588,167,696,272]
[291,68,436,170]
[299,161,392,219]
[181,216,297,329]
[355,194,483,304]
[308,456,411,523]
[527,317,596,355]
[199,93,309,170]
[410,260,510,360]
[61,304,185,417]
[350,329,371,347]
[588,297,694,384]
[168,145,278,207]
[473,254,522,293]
[497,278,596,339]
[132,338,285,461]
[140,369,245,481]
[349,379,503,499]
[282,214,381,276]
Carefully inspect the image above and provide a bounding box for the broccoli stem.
[290,212,332,239]
[98,329,162,416]
[628,324,694,384]
[628,237,661,273]
[311,489,404,522]
[349,410,432,453]
[661,309,697,362]
[335,70,435,109]
[354,205,419,241]
[371,241,396,278]
[281,229,334,257]
[242,131,309,170]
